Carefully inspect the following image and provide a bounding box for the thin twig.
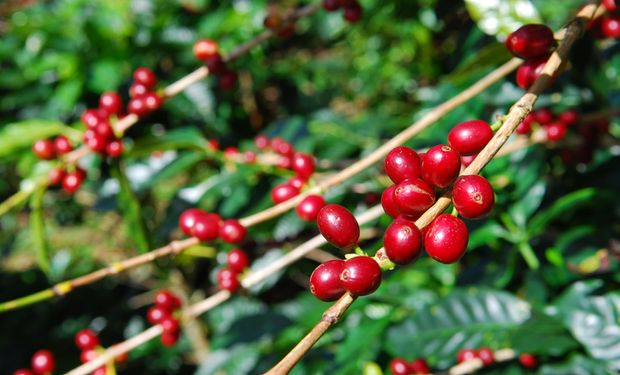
[265,5,599,373]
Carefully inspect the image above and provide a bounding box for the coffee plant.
[0,0,619,374]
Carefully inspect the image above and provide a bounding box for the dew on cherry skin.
[309,259,346,301]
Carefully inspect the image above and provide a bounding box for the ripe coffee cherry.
[425,214,468,264]
[106,139,124,158]
[309,259,346,301]
[317,204,360,250]
[288,176,305,190]
[14,369,34,375]
[452,175,495,219]
[33,139,56,160]
[263,13,282,30]
[99,92,122,115]
[133,67,157,89]
[254,135,269,149]
[381,185,400,218]
[205,53,225,75]
[292,153,315,179]
[384,146,421,184]
[296,195,326,222]
[533,108,554,125]
[193,212,221,241]
[322,0,341,11]
[178,208,206,236]
[545,122,567,141]
[219,219,246,244]
[477,347,495,366]
[505,24,554,59]
[127,97,148,116]
[340,256,382,296]
[457,348,477,363]
[558,109,579,125]
[516,56,548,90]
[389,358,410,375]
[461,154,476,167]
[217,267,241,292]
[227,248,250,273]
[147,305,170,324]
[271,183,300,204]
[75,329,99,351]
[155,289,181,311]
[410,358,430,374]
[343,1,362,23]
[393,178,435,215]
[516,113,535,134]
[54,135,73,154]
[143,92,163,111]
[31,350,55,375]
[48,167,66,186]
[272,137,294,156]
[448,120,493,156]
[384,219,422,265]
[193,38,219,61]
[62,170,85,194]
[421,145,461,188]
[604,0,619,11]
[218,69,238,91]
[161,316,180,334]
[519,353,538,369]
[81,109,105,128]
[129,82,149,98]
[602,15,620,39]
[161,330,180,347]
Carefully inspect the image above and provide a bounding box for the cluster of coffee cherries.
[382,120,495,265]
[192,39,237,91]
[216,248,250,292]
[81,97,125,157]
[74,329,127,374]
[588,0,620,39]
[457,348,538,370]
[32,136,87,193]
[12,350,55,375]
[310,204,383,300]
[389,357,430,375]
[146,290,183,346]
[505,24,557,90]
[322,0,363,23]
[263,10,297,39]
[516,107,580,142]
[179,208,247,244]
[126,67,164,116]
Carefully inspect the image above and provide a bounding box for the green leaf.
[129,128,209,156]
[29,185,50,276]
[248,249,286,294]
[464,0,541,36]
[385,288,531,368]
[539,354,615,375]
[111,162,150,253]
[195,344,261,375]
[528,188,598,236]
[508,311,580,355]
[0,120,68,158]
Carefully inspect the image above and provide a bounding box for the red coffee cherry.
[133,67,157,89]
[272,137,294,156]
[143,92,163,111]
[421,145,461,188]
[127,97,148,116]
[384,146,421,184]
[384,219,422,265]
[217,267,241,292]
[316,204,360,250]
[389,358,410,375]
[155,289,181,311]
[31,350,55,375]
[292,152,315,179]
[452,175,495,219]
[278,156,292,169]
[178,208,205,236]
[161,330,180,347]
[457,348,477,363]
[147,305,170,325]
[505,24,554,59]
[81,109,105,128]
[218,69,238,91]
[516,113,535,134]
[32,139,56,160]
[106,139,124,158]
[193,38,219,61]
[161,316,180,335]
[343,1,363,23]
[75,329,99,351]
[227,248,250,273]
[424,214,469,264]
[62,169,85,194]
[288,176,305,190]
[602,15,620,39]
[410,358,430,374]
[519,353,538,369]
[54,135,73,154]
[558,109,579,125]
[322,0,341,11]
[516,56,549,90]
[129,82,149,98]
[393,178,435,215]
[219,219,246,244]
[99,92,122,115]
[48,167,66,186]
[244,151,257,163]
[309,259,346,301]
[192,214,220,242]
[254,134,269,149]
[604,0,620,11]
[296,195,326,222]
[271,183,300,204]
[448,120,493,156]
[545,122,567,142]
[340,256,382,296]
[533,108,554,125]
[205,53,226,75]
[477,347,495,366]
[381,185,400,218]
[13,369,34,375]
[461,154,476,167]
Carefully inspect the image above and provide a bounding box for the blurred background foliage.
[0,0,619,373]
